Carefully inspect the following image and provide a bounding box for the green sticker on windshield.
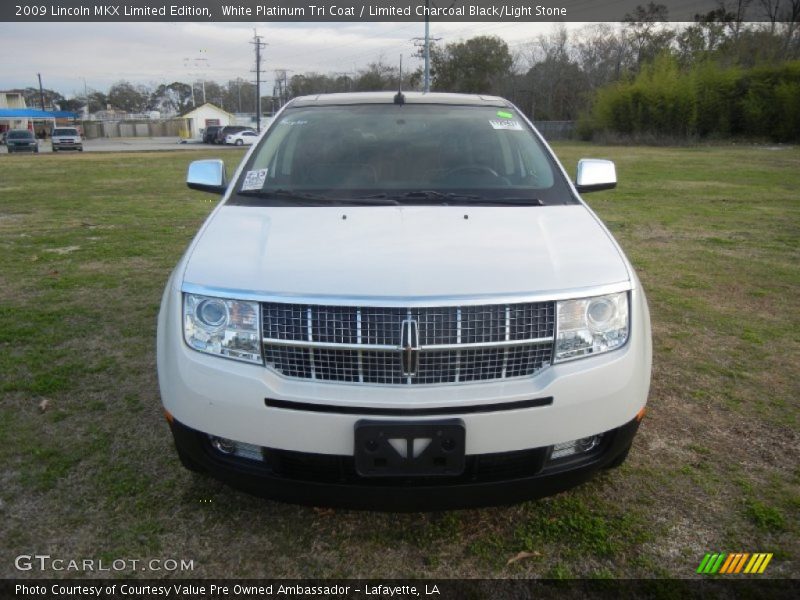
[497,111,513,119]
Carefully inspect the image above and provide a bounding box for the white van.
[157,92,652,510]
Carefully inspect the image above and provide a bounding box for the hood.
[182,205,630,301]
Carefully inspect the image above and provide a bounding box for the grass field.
[0,143,797,579]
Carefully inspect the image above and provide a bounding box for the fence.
[81,119,186,139]
[79,118,576,141]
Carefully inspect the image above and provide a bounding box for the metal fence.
[81,119,185,139]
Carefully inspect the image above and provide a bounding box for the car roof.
[288,91,513,108]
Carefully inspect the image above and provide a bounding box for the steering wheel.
[444,165,501,179]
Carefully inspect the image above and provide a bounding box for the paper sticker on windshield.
[279,119,308,127]
[241,169,268,191]
[490,119,523,131]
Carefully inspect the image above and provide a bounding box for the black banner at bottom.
[2,579,797,600]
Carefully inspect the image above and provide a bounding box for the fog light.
[550,435,603,460]
[209,436,263,462]
[211,436,236,454]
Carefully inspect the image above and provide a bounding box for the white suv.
[157,92,651,510]
[51,127,83,152]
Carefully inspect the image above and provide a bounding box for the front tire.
[176,446,205,473]
[235,139,243,146]
[603,443,632,470]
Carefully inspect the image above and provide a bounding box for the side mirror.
[187,159,227,194]
[575,159,617,193]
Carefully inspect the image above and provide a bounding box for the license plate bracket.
[354,419,466,477]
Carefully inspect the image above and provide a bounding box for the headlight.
[554,292,628,363]
[183,294,262,364]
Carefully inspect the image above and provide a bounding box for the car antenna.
[394,55,405,105]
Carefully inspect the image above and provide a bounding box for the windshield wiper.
[368,191,544,206]
[365,191,481,204]
[238,189,400,205]
[485,197,544,206]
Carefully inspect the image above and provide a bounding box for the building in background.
[0,91,29,135]
[179,103,234,140]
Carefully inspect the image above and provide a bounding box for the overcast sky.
[0,21,586,97]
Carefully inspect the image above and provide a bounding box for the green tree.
[150,82,193,115]
[431,36,513,94]
[107,81,149,112]
[623,3,676,69]
[17,87,65,110]
[87,91,107,113]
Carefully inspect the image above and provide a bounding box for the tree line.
[14,1,800,141]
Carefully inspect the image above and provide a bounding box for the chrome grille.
[262,302,555,385]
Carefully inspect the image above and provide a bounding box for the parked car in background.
[161,92,652,510]
[6,129,38,153]
[203,126,222,144]
[225,130,258,146]
[215,125,250,145]
[51,127,83,152]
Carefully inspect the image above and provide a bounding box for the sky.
[0,21,585,98]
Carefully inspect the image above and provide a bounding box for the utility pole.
[273,69,292,106]
[412,3,440,93]
[250,30,267,132]
[37,73,46,110]
[183,50,209,106]
[424,0,430,93]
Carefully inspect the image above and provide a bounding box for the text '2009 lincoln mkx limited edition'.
[157,92,652,510]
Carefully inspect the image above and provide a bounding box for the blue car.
[6,129,39,153]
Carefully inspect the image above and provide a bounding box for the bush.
[582,58,800,142]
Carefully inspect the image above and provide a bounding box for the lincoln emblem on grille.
[400,319,419,376]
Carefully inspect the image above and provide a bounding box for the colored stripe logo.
[697,553,773,574]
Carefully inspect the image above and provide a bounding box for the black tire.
[78,147,83,152]
[176,447,206,473]
[604,443,632,470]
[52,147,58,153]
[235,139,243,146]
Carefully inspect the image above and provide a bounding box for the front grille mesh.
[262,302,555,385]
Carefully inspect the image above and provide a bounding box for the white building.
[0,91,29,131]
[179,103,235,140]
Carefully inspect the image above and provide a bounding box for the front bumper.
[7,143,37,152]
[169,416,641,511]
[52,141,82,150]
[158,284,651,457]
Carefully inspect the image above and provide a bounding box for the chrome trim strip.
[182,281,632,307]
[263,339,399,351]
[420,338,554,351]
[356,308,364,384]
[261,337,554,351]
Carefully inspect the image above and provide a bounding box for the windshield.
[9,131,34,140]
[53,128,78,136]
[230,103,575,206]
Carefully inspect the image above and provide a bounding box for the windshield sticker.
[489,119,523,131]
[279,119,308,127]
[496,110,514,119]
[241,169,268,191]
